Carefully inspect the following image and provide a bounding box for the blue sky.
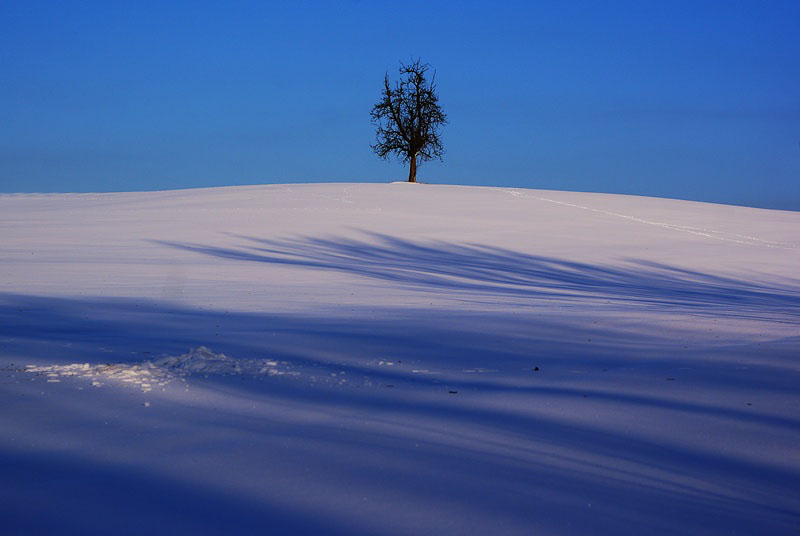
[1,1,798,209]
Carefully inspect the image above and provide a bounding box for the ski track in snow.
[501,188,798,249]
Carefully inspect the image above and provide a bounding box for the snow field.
[1,183,799,535]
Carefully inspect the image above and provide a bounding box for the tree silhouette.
[370,59,447,183]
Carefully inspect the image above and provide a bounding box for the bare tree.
[370,59,447,183]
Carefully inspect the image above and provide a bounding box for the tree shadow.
[0,450,351,536]
[155,232,800,320]
[2,292,800,534]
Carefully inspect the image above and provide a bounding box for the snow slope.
[1,183,799,535]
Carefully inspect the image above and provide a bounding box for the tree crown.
[370,59,447,166]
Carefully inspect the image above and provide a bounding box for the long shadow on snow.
[0,451,350,536]
[156,232,800,319]
[2,292,798,425]
[2,293,800,534]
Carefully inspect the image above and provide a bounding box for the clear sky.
[1,1,798,210]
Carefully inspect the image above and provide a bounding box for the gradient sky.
[1,1,798,209]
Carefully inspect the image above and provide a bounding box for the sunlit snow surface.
[21,346,294,391]
[1,183,799,535]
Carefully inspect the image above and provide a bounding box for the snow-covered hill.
[1,183,799,535]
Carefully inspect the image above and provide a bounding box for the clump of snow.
[155,346,241,374]
[156,346,292,377]
[24,346,291,392]
[26,361,174,392]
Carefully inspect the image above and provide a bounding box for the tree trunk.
[408,154,417,182]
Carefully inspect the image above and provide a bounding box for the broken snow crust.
[22,346,293,392]
[1,183,799,535]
